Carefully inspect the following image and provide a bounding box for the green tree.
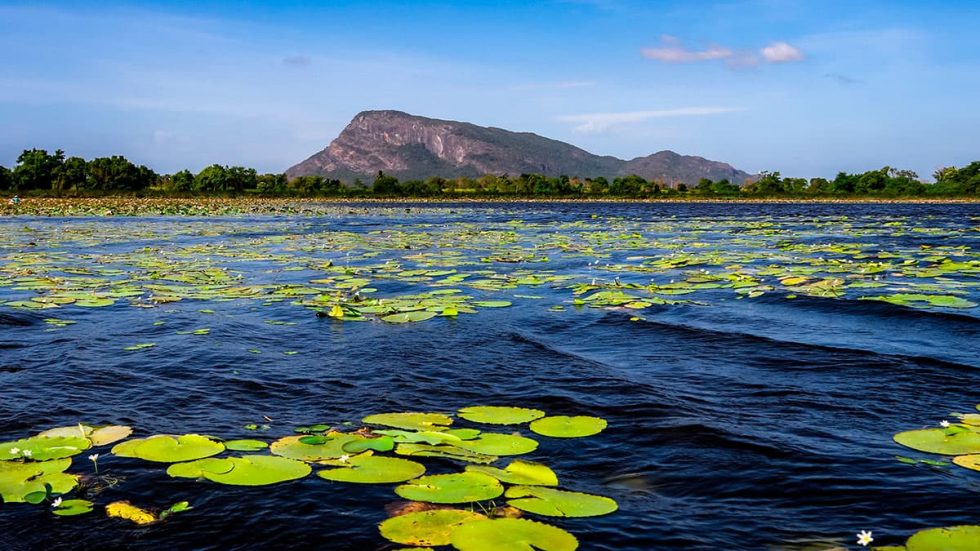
[87,156,152,192]
[193,164,229,193]
[13,148,65,191]
[56,156,88,191]
[0,165,11,191]
[168,169,195,193]
[372,171,400,194]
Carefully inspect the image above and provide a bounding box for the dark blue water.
[1,202,978,550]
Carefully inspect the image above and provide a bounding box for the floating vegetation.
[379,509,486,547]
[0,406,612,546]
[529,416,607,438]
[1,211,976,332]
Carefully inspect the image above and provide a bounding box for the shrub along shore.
[2,148,978,205]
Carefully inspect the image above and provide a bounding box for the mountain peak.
[286,112,751,184]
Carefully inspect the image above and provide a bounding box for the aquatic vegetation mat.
[0,407,613,547]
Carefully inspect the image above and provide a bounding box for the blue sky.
[2,0,979,179]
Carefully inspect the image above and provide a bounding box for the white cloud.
[641,36,805,67]
[761,42,804,63]
[558,107,744,133]
[641,36,732,63]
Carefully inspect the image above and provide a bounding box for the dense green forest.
[2,148,978,198]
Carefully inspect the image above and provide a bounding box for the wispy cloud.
[641,36,804,68]
[761,42,804,63]
[558,106,743,133]
[641,36,731,63]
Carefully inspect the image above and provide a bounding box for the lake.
[1,202,978,550]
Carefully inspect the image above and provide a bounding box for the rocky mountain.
[286,110,752,185]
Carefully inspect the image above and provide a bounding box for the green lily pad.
[466,460,559,486]
[452,433,539,456]
[318,453,425,484]
[505,486,618,517]
[187,455,311,486]
[894,428,980,455]
[380,509,486,547]
[458,406,545,425]
[166,457,236,478]
[271,433,377,461]
[37,425,93,439]
[0,458,77,503]
[0,435,91,461]
[53,498,94,516]
[224,439,269,452]
[907,525,980,551]
[375,430,463,445]
[395,444,498,465]
[382,311,438,323]
[342,436,395,453]
[450,518,578,551]
[111,434,225,463]
[472,300,512,308]
[529,416,607,438]
[395,472,504,504]
[363,412,453,431]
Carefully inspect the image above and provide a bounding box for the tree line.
[2,148,978,198]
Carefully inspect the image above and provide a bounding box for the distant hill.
[286,110,753,185]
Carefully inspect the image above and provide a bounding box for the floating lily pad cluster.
[2,213,976,328]
[881,405,980,548]
[0,407,611,549]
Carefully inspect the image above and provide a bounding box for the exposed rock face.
[287,110,752,184]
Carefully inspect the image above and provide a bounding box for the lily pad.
[395,444,498,465]
[318,453,425,484]
[112,434,225,463]
[52,499,94,516]
[0,458,77,503]
[0,435,91,461]
[181,455,311,486]
[449,518,578,551]
[106,501,157,525]
[458,406,545,425]
[952,454,980,472]
[382,311,438,323]
[363,412,453,431]
[529,416,607,438]
[395,472,504,504]
[894,428,980,455]
[224,439,269,452]
[504,486,618,517]
[379,509,486,547]
[452,433,539,456]
[89,425,133,446]
[466,460,559,486]
[906,525,980,551]
[271,433,378,461]
[166,457,236,478]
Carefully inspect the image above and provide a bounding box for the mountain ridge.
[286,110,753,185]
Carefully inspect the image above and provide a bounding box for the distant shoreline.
[2,196,978,217]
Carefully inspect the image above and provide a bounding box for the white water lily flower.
[856,530,873,546]
[51,497,63,508]
[338,454,351,463]
[89,453,100,462]
[22,449,32,458]
[940,420,950,428]
[9,448,19,455]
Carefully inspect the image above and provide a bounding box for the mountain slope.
[287,110,752,184]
